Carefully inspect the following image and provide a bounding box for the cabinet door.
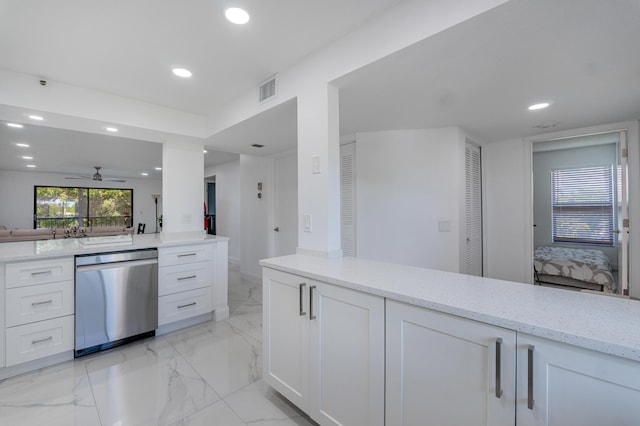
[263,268,310,410]
[309,282,385,426]
[386,300,516,426]
[517,334,640,426]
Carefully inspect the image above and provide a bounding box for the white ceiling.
[1,0,639,178]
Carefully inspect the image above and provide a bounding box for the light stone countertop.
[261,254,640,362]
[0,232,229,262]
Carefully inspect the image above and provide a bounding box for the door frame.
[523,120,639,295]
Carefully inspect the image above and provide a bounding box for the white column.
[296,83,342,257]
[162,140,205,236]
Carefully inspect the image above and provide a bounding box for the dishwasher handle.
[76,258,157,272]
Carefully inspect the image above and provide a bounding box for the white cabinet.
[263,268,385,426]
[516,334,640,426]
[158,243,214,326]
[4,257,75,367]
[386,300,516,426]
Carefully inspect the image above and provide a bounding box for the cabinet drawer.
[159,262,212,296]
[6,257,74,288]
[159,244,213,267]
[6,315,74,366]
[6,280,74,327]
[158,287,213,326]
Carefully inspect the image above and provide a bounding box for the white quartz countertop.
[261,254,640,362]
[0,232,228,262]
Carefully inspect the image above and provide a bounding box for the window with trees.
[34,186,133,229]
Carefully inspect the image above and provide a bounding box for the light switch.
[303,214,312,232]
[312,155,321,174]
[438,220,451,232]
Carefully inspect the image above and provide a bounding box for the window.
[34,186,133,229]
[551,166,614,245]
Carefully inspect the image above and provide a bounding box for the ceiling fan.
[65,166,126,182]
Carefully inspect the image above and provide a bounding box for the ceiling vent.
[259,75,277,103]
[533,121,560,129]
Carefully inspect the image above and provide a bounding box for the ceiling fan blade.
[103,178,126,182]
[65,175,91,180]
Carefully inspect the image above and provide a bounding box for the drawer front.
[158,287,213,326]
[6,257,74,288]
[159,244,213,267]
[6,280,74,327]
[159,262,212,296]
[6,315,74,366]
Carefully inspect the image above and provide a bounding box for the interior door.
[274,152,298,256]
[464,142,483,276]
[618,131,629,294]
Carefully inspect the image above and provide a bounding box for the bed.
[533,246,616,293]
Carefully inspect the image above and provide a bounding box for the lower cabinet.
[263,268,385,426]
[386,300,516,426]
[516,334,640,426]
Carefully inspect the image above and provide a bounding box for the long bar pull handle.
[30,270,53,276]
[495,338,503,398]
[32,336,53,345]
[177,302,196,309]
[32,299,53,306]
[177,275,197,281]
[528,345,535,410]
[309,285,317,320]
[177,253,197,258]
[299,283,307,316]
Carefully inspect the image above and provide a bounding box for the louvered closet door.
[465,142,482,276]
[340,143,356,256]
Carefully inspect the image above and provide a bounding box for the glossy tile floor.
[0,266,317,426]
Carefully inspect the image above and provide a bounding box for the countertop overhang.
[0,232,228,262]
[261,254,640,362]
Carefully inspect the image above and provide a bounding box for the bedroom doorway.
[531,130,629,295]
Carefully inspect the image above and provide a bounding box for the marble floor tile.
[85,337,220,426]
[166,320,262,398]
[0,360,101,426]
[228,269,263,315]
[168,400,245,426]
[224,380,316,426]
[226,311,263,342]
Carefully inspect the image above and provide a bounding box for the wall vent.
[259,75,277,102]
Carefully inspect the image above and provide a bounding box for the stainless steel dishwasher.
[75,249,158,357]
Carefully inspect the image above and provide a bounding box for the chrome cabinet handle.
[32,336,53,345]
[528,345,535,410]
[177,275,197,281]
[495,338,503,398]
[177,253,197,257]
[299,283,307,316]
[32,299,53,306]
[309,285,317,320]
[30,270,52,276]
[177,302,196,309]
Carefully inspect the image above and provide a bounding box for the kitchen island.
[0,232,228,379]
[261,254,640,426]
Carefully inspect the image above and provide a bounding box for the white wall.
[205,160,241,265]
[0,169,161,231]
[354,128,464,273]
[483,138,530,283]
[239,155,273,280]
[533,144,618,268]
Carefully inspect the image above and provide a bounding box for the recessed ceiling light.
[225,7,250,24]
[26,164,36,168]
[106,127,118,132]
[7,123,23,128]
[172,68,192,78]
[141,172,148,176]
[28,115,44,121]
[16,143,30,148]
[21,156,33,160]
[203,150,208,154]
[155,167,162,171]
[528,102,550,111]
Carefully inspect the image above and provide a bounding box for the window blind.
[551,166,614,245]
